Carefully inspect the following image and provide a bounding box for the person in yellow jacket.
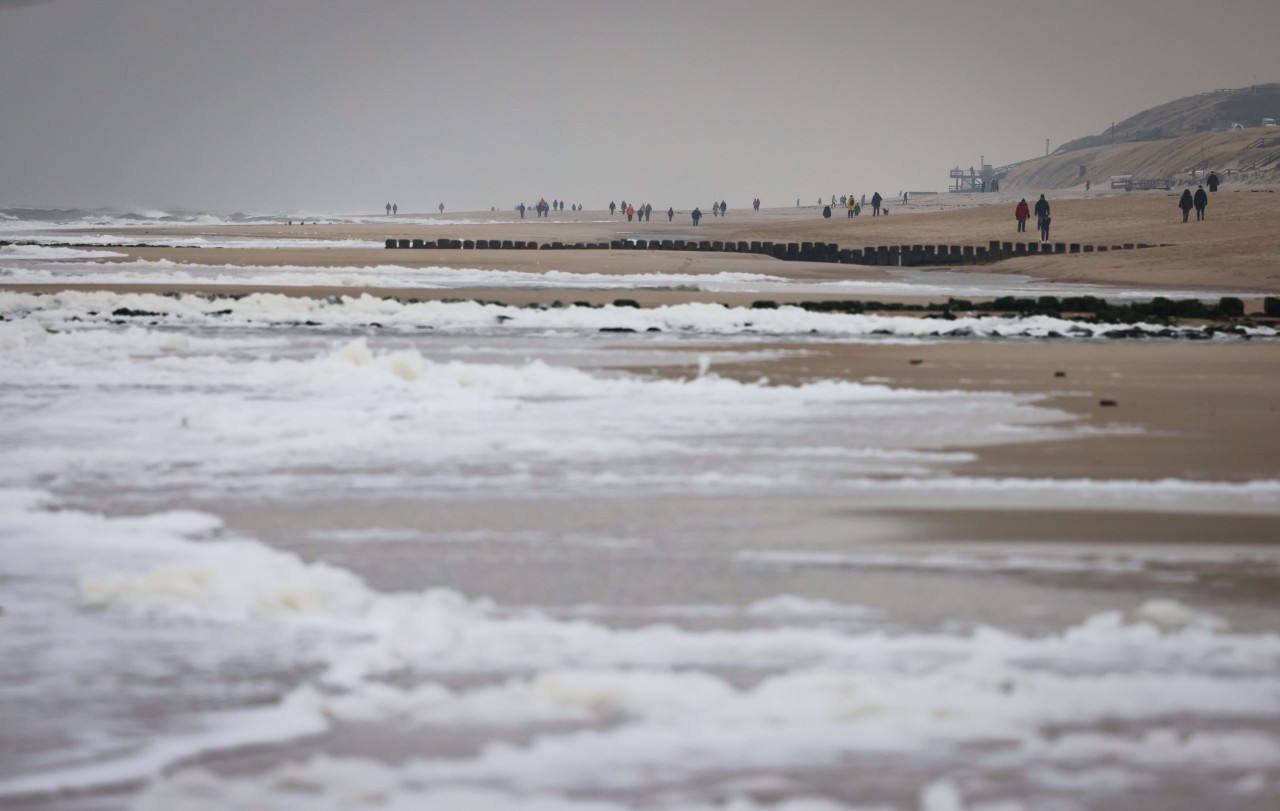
[846,194,856,219]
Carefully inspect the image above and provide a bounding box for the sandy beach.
[8,188,1279,296]
[3,191,1280,811]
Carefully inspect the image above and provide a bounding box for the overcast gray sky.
[2,0,1278,214]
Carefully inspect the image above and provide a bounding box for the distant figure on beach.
[1207,171,1220,193]
[1038,213,1051,241]
[1085,180,1091,192]
[902,191,909,204]
[854,203,861,216]
[861,194,865,206]
[720,201,727,216]
[1015,198,1030,232]
[753,198,760,210]
[438,203,444,213]
[625,203,635,222]
[871,192,882,217]
[610,201,616,216]
[846,195,855,218]
[712,203,718,217]
[385,203,391,216]
[796,198,800,207]
[692,207,702,225]
[519,202,526,219]
[645,203,653,221]
[822,205,832,218]
[667,206,674,221]
[1194,185,1208,220]
[1179,189,1194,222]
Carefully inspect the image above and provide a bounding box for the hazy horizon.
[3,0,1279,214]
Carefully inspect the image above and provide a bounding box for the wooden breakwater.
[382,237,1165,267]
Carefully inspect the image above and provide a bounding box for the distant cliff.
[1001,86,1280,192]
[1057,83,1280,154]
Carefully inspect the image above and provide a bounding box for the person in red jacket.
[1015,199,1030,233]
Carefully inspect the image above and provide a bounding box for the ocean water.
[1,232,1280,810]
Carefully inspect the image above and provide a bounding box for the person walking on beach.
[625,203,634,222]
[1194,185,1208,221]
[1179,189,1194,222]
[609,201,616,216]
[846,195,855,218]
[645,203,652,221]
[438,203,444,213]
[1033,194,1050,224]
[667,206,674,221]
[692,207,702,226]
[753,198,760,211]
[519,202,526,219]
[720,201,727,217]
[386,203,392,216]
[1207,171,1220,193]
[871,192,882,217]
[1015,198,1030,232]
[392,203,398,216]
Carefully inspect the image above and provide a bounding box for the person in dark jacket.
[1193,185,1208,220]
[1033,195,1051,241]
[1207,172,1220,193]
[691,207,702,226]
[609,201,617,216]
[822,204,832,218]
[667,206,674,221]
[1015,199,1030,232]
[1033,194,1050,221]
[1179,189,1194,222]
[871,192,882,216]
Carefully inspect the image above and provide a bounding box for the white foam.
[0,705,324,799]
[4,290,1273,339]
[1,325,1078,500]
[6,492,1280,805]
[0,244,129,260]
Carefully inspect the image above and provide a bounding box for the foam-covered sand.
[2,197,1279,810]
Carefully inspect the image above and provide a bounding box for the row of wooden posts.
[384,237,1159,267]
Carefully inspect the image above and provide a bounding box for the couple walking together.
[1015,195,1051,241]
